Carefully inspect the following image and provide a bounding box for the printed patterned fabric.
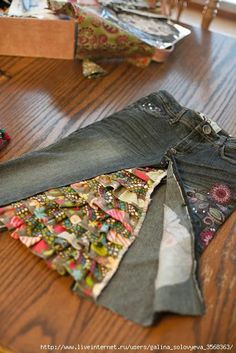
[75,5,155,60]
[185,182,236,254]
[0,129,10,151]
[48,1,190,78]
[0,167,166,299]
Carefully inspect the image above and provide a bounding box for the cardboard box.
[0,17,76,59]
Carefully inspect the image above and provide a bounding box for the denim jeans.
[0,91,235,325]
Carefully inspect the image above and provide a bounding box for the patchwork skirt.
[0,91,235,325]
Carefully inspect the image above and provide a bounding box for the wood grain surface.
[0,18,75,59]
[0,27,236,353]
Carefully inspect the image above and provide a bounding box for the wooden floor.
[0,26,236,353]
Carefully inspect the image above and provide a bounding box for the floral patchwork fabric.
[75,5,154,62]
[185,182,235,254]
[0,167,166,299]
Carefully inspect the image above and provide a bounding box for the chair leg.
[176,0,185,21]
[202,0,220,29]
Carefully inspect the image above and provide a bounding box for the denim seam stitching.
[158,94,181,122]
[220,145,236,165]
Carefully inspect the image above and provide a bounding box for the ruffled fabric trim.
[0,167,166,299]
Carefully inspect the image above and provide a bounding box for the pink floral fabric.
[185,182,235,253]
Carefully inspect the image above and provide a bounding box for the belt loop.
[169,107,188,125]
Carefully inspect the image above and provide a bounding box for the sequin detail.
[0,167,166,299]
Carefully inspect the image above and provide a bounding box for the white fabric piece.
[155,204,193,289]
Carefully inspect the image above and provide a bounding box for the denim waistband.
[138,90,227,147]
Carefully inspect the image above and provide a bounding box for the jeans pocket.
[220,139,236,165]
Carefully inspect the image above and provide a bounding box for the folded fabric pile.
[48,0,190,77]
[4,1,190,78]
[0,91,235,325]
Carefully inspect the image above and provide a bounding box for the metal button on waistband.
[165,147,177,158]
[169,148,177,154]
[202,124,212,135]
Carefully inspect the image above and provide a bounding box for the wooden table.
[0,27,236,353]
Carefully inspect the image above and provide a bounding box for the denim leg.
[98,182,167,326]
[0,92,185,206]
[153,162,204,315]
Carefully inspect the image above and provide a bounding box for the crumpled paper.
[82,58,107,78]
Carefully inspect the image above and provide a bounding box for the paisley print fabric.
[185,182,235,254]
[0,167,166,299]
